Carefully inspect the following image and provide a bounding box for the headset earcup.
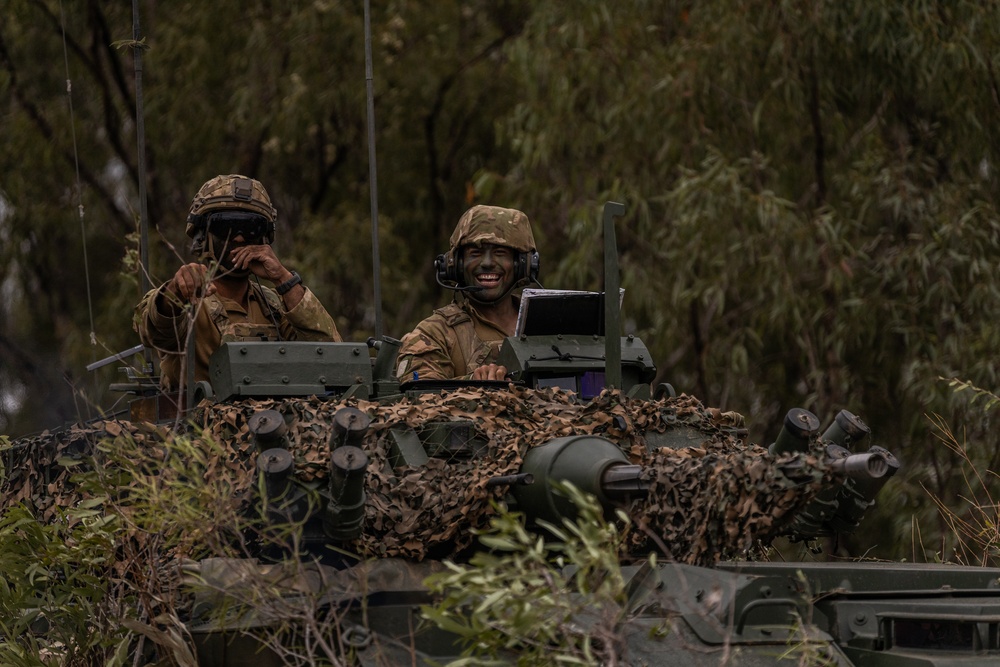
[516,251,540,282]
[434,254,448,283]
[191,229,206,258]
[435,252,461,284]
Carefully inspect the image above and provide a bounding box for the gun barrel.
[486,473,535,488]
[601,464,648,499]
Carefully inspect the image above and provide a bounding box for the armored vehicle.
[4,204,999,666]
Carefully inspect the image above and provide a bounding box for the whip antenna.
[131,0,153,368]
[131,0,151,297]
[364,0,384,340]
[59,1,96,352]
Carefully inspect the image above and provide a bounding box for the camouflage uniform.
[396,205,536,381]
[134,281,340,391]
[395,293,515,381]
[133,174,341,391]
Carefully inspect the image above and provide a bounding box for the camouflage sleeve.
[279,287,342,342]
[133,285,191,352]
[395,317,462,382]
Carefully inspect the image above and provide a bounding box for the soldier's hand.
[166,263,215,303]
[471,364,508,381]
[228,244,287,282]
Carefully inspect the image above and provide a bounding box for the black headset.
[434,247,540,289]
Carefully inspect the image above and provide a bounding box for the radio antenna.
[131,0,153,369]
[131,0,151,297]
[58,1,95,354]
[363,0,384,340]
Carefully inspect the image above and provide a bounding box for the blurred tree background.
[2,0,999,561]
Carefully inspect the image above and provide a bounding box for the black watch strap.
[276,271,302,295]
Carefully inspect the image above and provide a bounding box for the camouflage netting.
[2,387,839,566]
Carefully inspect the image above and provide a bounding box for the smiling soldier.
[396,205,539,382]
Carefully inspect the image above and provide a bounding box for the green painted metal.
[602,201,626,390]
[496,333,656,394]
[183,555,1000,666]
[208,341,373,400]
[511,435,630,524]
[388,426,430,467]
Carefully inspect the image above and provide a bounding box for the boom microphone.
[434,272,485,292]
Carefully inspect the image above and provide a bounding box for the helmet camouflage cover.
[449,205,536,253]
[185,174,278,240]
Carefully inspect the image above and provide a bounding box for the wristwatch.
[276,271,302,295]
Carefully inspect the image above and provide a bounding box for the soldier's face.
[462,244,516,301]
[206,212,268,277]
[209,231,254,276]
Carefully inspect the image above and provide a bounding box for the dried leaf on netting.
[3,387,842,567]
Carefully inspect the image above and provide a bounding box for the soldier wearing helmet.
[395,205,539,382]
[134,174,341,392]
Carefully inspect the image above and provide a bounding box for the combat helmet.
[436,205,540,291]
[449,205,536,254]
[185,174,277,245]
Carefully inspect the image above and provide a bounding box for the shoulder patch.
[434,303,472,327]
[399,337,442,355]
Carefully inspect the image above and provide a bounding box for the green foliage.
[921,412,1000,567]
[96,428,254,559]
[493,1,1000,427]
[0,427,322,664]
[0,435,8,483]
[917,381,1000,567]
[486,1,1000,559]
[0,426,264,662]
[0,502,130,666]
[944,378,1000,412]
[422,482,635,666]
[777,616,841,667]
